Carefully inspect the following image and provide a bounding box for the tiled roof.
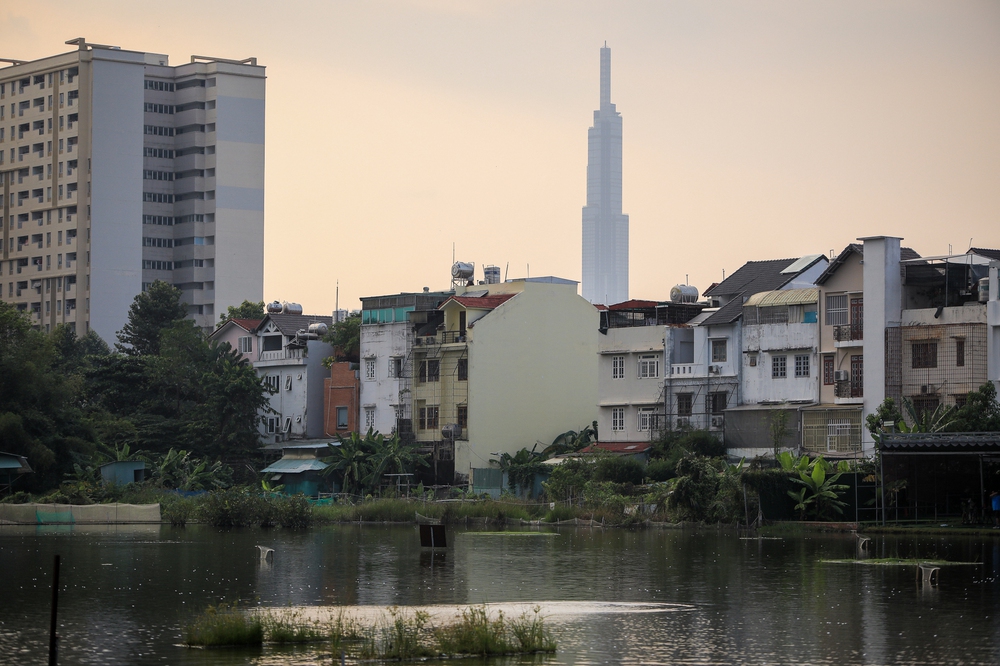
[816,244,922,285]
[608,299,659,310]
[700,258,807,326]
[230,318,263,331]
[441,293,517,310]
[969,247,1000,261]
[582,442,653,455]
[265,313,334,336]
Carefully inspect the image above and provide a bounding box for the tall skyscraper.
[1,38,265,341]
[581,44,629,305]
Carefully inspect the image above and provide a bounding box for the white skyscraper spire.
[582,44,629,305]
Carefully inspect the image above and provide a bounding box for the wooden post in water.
[48,554,60,666]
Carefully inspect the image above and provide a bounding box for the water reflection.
[1,524,999,664]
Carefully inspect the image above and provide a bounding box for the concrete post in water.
[49,554,60,666]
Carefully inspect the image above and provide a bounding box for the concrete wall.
[458,282,599,479]
[359,322,410,435]
[861,236,902,451]
[817,254,864,405]
[741,322,819,404]
[597,325,664,442]
[325,362,360,436]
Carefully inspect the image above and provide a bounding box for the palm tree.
[322,432,370,495]
[364,431,429,490]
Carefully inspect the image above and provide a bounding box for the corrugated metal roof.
[261,459,330,474]
[744,287,819,308]
[880,432,1000,453]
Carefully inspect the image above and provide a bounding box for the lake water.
[2,523,999,665]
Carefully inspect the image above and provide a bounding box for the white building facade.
[1,39,265,340]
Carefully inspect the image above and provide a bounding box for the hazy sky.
[4,1,999,312]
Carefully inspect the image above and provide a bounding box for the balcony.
[833,324,863,347]
[414,331,467,346]
[834,380,863,403]
[260,347,305,362]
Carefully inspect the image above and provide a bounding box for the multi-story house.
[664,255,828,444]
[209,316,263,360]
[597,298,705,445]
[358,289,453,438]
[408,277,598,484]
[1,39,264,339]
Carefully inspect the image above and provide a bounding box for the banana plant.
[787,455,850,521]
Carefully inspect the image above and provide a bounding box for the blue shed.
[261,444,334,497]
[99,461,147,485]
[0,452,32,494]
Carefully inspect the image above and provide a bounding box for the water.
[2,523,999,664]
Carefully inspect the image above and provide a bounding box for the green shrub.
[185,603,263,646]
[594,456,644,485]
[645,459,676,482]
[273,494,312,528]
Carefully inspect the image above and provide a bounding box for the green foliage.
[194,487,312,528]
[948,382,1000,432]
[593,456,644,485]
[645,458,676,482]
[541,458,595,501]
[865,398,902,445]
[116,280,188,356]
[321,429,428,497]
[322,313,361,364]
[652,429,725,462]
[185,602,263,647]
[769,410,790,458]
[897,397,956,433]
[498,446,548,495]
[542,422,598,457]
[217,300,265,327]
[787,455,850,520]
[434,606,555,656]
[154,448,233,491]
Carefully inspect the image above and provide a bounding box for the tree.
[948,383,1000,432]
[116,281,187,356]
[217,300,266,327]
[322,432,370,495]
[323,313,361,363]
[769,410,790,458]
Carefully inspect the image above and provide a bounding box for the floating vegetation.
[460,532,560,537]
[822,558,980,566]
[184,602,556,659]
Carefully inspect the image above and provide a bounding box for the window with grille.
[911,342,937,369]
[823,355,834,385]
[365,407,375,430]
[365,358,376,380]
[956,339,965,367]
[826,294,848,326]
[708,392,728,414]
[419,406,439,430]
[794,355,810,378]
[637,354,660,379]
[612,407,625,431]
[419,360,440,382]
[677,394,693,416]
[457,405,468,428]
[264,375,279,392]
[772,355,787,378]
[637,408,656,432]
[457,358,468,381]
[612,355,625,379]
[711,339,727,362]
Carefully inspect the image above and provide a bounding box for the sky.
[3,1,999,313]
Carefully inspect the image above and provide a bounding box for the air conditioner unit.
[441,423,462,439]
[834,370,849,382]
[708,365,722,375]
[920,385,930,394]
[711,416,724,428]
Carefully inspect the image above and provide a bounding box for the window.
[711,339,727,362]
[263,375,279,392]
[388,357,402,378]
[336,406,349,430]
[283,417,292,433]
[823,355,835,385]
[708,392,728,414]
[612,355,625,379]
[419,359,440,383]
[826,294,848,326]
[637,354,660,379]
[677,394,693,417]
[637,408,656,432]
[144,103,174,114]
[772,355,787,378]
[284,375,292,391]
[266,417,277,434]
[912,342,938,369]
[611,407,625,432]
[365,358,376,380]
[262,335,282,352]
[419,406,439,430]
[457,405,468,428]
[457,358,468,381]
[365,407,375,430]
[911,396,939,417]
[747,353,757,367]
[794,355,810,378]
[953,394,969,409]
[238,336,252,354]
[956,339,965,367]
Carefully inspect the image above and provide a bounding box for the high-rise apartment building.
[581,44,629,305]
[0,38,265,340]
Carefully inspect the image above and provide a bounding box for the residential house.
[324,362,361,437]
[409,277,598,484]
[210,318,263,360]
[597,298,705,446]
[260,443,333,497]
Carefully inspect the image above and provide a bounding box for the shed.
[99,461,147,485]
[0,452,32,494]
[261,443,334,497]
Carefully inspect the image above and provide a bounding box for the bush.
[542,458,595,501]
[593,456,644,485]
[196,487,273,527]
[273,494,312,528]
[185,603,263,646]
[645,459,676,483]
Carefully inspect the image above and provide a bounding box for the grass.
[184,603,556,659]
[822,558,980,566]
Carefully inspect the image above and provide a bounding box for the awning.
[880,432,1000,455]
[743,288,819,308]
[261,459,330,474]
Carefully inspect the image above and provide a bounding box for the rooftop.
[264,313,334,337]
[700,255,826,326]
[441,293,518,310]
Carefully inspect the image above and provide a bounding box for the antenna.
[685,274,689,285]
[504,262,509,282]
[527,264,530,279]
[969,238,974,251]
[335,281,339,323]
[452,242,455,265]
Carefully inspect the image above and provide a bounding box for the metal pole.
[880,451,886,527]
[48,554,60,666]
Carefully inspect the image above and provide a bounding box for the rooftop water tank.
[452,262,475,280]
[266,300,283,314]
[308,322,329,336]
[670,284,699,303]
[282,302,303,315]
[484,265,501,284]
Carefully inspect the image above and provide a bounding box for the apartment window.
[794,354,810,378]
[457,405,468,428]
[141,260,172,270]
[263,374,279,392]
[144,80,175,92]
[612,355,625,379]
[637,407,656,432]
[284,375,292,391]
[388,357,402,378]
[677,393,693,417]
[637,354,660,379]
[956,339,965,367]
[826,294,848,326]
[823,355,835,385]
[419,359,440,382]
[708,392,728,414]
[772,355,787,379]
[365,407,375,430]
[336,406,349,430]
[912,342,938,369]
[419,406,439,430]
[143,125,175,137]
[266,417,277,434]
[457,358,468,381]
[283,417,292,433]
[611,407,625,432]
[911,396,939,418]
[142,237,173,248]
[711,339,727,363]
[143,102,174,114]
[365,358,376,380]
[747,353,758,367]
[237,336,252,354]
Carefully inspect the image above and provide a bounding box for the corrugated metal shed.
[744,288,819,308]
[261,459,330,474]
